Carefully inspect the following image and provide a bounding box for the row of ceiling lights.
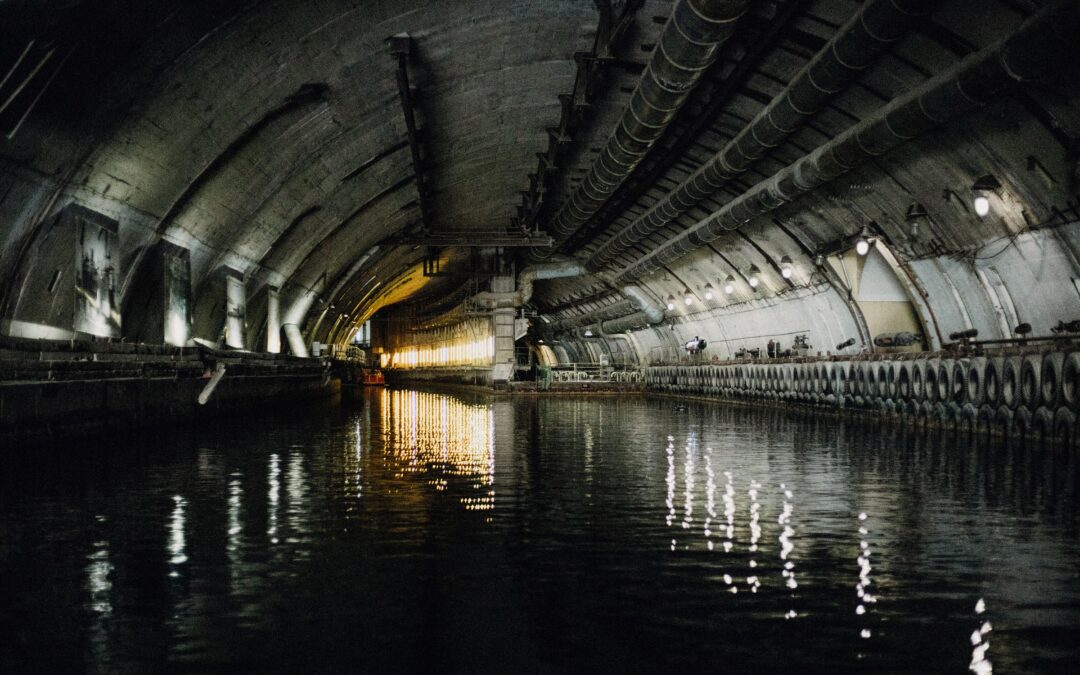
[663,255,800,310]
[655,172,1006,313]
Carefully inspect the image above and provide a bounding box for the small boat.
[360,368,386,386]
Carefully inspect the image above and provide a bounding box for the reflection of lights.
[87,519,112,615]
[228,475,242,551]
[855,511,877,639]
[168,495,187,577]
[747,480,761,592]
[704,449,716,551]
[382,389,496,511]
[287,452,309,538]
[779,483,797,615]
[665,436,676,550]
[970,598,993,674]
[268,454,280,544]
[723,471,735,554]
[682,436,696,537]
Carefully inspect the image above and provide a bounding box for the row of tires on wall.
[644,350,1080,445]
[548,370,645,383]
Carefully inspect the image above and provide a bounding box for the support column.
[266,286,281,353]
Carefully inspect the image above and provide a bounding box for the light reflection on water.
[0,390,1078,672]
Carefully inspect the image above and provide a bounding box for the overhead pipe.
[542,284,665,331]
[531,0,749,259]
[547,299,637,330]
[588,0,935,270]
[471,260,586,309]
[601,311,657,335]
[615,2,1079,280]
[621,284,665,324]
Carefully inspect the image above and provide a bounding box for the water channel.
[2,388,1078,672]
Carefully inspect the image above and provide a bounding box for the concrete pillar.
[266,287,281,353]
[224,272,246,349]
[493,308,516,365]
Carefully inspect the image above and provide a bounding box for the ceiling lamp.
[747,265,760,289]
[703,283,714,301]
[666,295,676,311]
[584,328,594,337]
[905,202,928,237]
[854,226,872,256]
[724,275,736,295]
[683,289,693,306]
[972,174,1001,218]
[779,256,794,279]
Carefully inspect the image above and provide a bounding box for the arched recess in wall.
[826,240,932,353]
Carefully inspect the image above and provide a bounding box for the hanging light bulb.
[724,275,735,295]
[666,295,675,311]
[972,174,1001,218]
[780,255,793,279]
[748,265,760,289]
[704,283,714,301]
[683,289,693,306]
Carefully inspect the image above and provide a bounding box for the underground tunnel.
[1,0,1079,671]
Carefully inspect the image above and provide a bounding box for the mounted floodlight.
[666,295,676,311]
[724,275,736,295]
[747,265,760,288]
[704,283,714,300]
[779,255,793,279]
[683,289,693,306]
[972,174,1001,218]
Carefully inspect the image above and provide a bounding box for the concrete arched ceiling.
[1,0,1078,354]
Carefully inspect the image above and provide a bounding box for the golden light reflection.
[379,389,496,511]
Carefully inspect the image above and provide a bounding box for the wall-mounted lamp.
[724,275,736,295]
[747,265,760,289]
[683,289,693,306]
[779,256,794,280]
[814,254,824,267]
[905,202,928,237]
[854,226,872,256]
[666,295,676,311]
[703,283,714,300]
[972,174,1002,218]
[584,328,594,337]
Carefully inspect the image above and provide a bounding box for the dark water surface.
[2,388,1079,672]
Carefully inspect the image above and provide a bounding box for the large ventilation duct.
[616,2,1079,280]
[621,284,665,325]
[531,0,749,259]
[420,262,587,328]
[602,311,656,335]
[472,260,586,309]
[587,0,934,270]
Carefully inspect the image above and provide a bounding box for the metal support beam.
[388,34,433,232]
